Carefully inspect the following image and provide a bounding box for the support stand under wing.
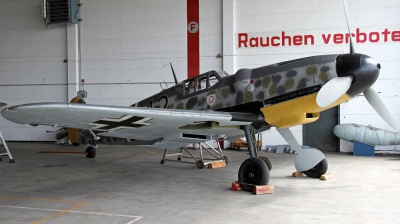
[0,131,15,163]
[160,141,228,169]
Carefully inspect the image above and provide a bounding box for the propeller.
[0,102,7,107]
[316,0,397,129]
[364,88,397,129]
[343,0,355,54]
[316,76,353,107]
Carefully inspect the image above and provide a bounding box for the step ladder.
[0,131,15,163]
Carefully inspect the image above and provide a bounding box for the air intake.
[42,0,81,25]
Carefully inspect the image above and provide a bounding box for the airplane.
[1,0,397,192]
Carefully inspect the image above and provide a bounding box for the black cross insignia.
[88,115,152,131]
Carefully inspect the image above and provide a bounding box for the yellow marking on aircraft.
[68,96,83,144]
[261,93,351,128]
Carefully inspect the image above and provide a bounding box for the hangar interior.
[0,0,400,223]
[1,0,399,152]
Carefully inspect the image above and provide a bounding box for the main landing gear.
[238,125,271,192]
[276,128,328,178]
[303,158,328,178]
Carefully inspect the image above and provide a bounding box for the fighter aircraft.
[1,0,397,192]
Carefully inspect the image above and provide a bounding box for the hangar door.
[303,106,339,152]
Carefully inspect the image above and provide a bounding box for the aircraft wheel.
[238,157,270,192]
[72,143,80,146]
[223,156,229,164]
[86,147,96,159]
[259,156,272,171]
[303,158,328,178]
[0,157,2,162]
[160,160,165,164]
[196,160,204,169]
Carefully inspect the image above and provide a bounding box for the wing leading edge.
[2,103,252,149]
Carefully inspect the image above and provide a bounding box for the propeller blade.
[0,102,7,107]
[343,0,355,53]
[316,76,353,107]
[277,128,325,171]
[364,88,397,129]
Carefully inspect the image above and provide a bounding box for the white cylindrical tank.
[333,123,400,146]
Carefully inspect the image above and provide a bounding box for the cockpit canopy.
[180,70,224,96]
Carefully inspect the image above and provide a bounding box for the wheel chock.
[320,172,333,180]
[252,185,274,195]
[204,160,226,169]
[292,171,305,177]
[232,181,274,194]
[231,181,242,191]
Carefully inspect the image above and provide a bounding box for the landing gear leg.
[238,125,270,192]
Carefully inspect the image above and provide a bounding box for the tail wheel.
[238,157,270,192]
[86,147,96,159]
[303,158,328,178]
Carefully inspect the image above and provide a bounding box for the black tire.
[72,143,80,146]
[259,156,272,171]
[196,160,204,169]
[86,147,96,158]
[303,158,328,178]
[223,156,229,164]
[238,157,270,192]
[177,157,181,161]
[160,160,165,164]
[0,157,2,162]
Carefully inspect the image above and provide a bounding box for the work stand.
[160,141,228,169]
[0,131,15,163]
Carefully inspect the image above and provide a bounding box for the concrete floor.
[0,142,399,224]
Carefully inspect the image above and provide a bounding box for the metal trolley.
[160,140,228,169]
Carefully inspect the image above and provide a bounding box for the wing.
[2,103,254,149]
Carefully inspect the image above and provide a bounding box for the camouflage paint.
[75,54,379,145]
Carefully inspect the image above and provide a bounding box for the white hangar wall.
[81,0,222,106]
[0,0,224,141]
[227,0,400,152]
[0,0,68,140]
[81,0,187,107]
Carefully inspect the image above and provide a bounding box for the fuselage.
[69,53,380,145]
[133,53,380,128]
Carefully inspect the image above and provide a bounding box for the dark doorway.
[303,106,339,152]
